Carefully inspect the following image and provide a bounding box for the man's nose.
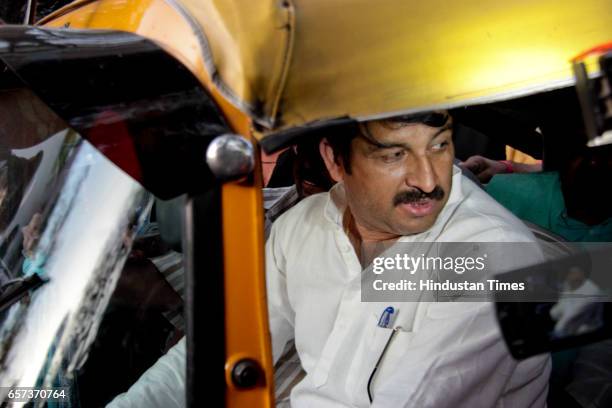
[405,155,437,193]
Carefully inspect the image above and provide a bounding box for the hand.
[460,155,509,183]
[550,279,603,338]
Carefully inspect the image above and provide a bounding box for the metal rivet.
[231,359,262,389]
[206,134,254,180]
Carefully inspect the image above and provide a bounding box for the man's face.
[333,117,454,237]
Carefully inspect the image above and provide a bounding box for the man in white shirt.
[108,112,550,408]
[266,112,550,407]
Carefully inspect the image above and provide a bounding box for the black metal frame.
[184,187,226,407]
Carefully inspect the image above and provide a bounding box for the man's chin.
[392,219,436,236]
[390,209,442,236]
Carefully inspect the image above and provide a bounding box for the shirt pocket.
[344,315,397,406]
[311,312,379,389]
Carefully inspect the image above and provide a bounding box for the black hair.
[325,112,451,174]
[321,122,360,174]
[294,135,336,197]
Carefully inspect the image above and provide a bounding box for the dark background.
[0,0,72,24]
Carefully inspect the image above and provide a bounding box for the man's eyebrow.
[359,123,403,149]
[431,123,453,140]
[358,122,453,150]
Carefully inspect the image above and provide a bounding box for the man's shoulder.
[448,175,537,242]
[271,192,330,236]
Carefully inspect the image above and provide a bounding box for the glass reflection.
[0,127,152,405]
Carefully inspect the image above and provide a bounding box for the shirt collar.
[324,182,347,227]
[323,165,464,233]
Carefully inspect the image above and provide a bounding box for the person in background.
[462,123,612,408]
[461,155,541,184]
[462,143,612,242]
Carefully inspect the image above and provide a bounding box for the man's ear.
[319,138,344,182]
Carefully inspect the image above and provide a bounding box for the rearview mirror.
[494,244,612,359]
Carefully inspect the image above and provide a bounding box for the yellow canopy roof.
[177,0,610,133]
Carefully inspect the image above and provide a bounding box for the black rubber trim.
[260,116,357,153]
[184,187,226,407]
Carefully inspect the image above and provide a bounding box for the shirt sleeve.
[106,338,186,408]
[266,221,296,364]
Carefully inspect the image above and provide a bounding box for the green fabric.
[485,172,612,242]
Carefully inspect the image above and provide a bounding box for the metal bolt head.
[206,134,254,180]
[231,358,262,389]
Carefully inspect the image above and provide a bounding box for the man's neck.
[342,209,399,267]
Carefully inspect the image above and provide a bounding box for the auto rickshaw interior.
[1,24,612,406]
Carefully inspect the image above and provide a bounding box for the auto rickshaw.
[0,0,610,407]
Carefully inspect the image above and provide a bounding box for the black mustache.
[393,186,445,206]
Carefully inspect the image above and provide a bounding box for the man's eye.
[380,150,406,162]
[431,141,449,152]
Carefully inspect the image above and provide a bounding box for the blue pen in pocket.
[370,306,401,402]
[377,306,395,328]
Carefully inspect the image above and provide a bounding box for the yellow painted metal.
[221,155,271,408]
[176,0,294,129]
[279,0,611,128]
[42,0,611,135]
[170,0,611,135]
[40,2,274,407]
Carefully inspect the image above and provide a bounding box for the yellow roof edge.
[164,0,279,128]
[36,0,98,25]
[175,0,295,129]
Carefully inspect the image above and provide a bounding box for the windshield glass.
[0,76,189,408]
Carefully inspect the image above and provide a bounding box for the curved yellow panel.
[98,0,607,136]
[176,0,294,128]
[280,0,611,128]
[43,0,610,136]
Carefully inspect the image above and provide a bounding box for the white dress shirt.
[266,166,551,407]
[107,338,186,408]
